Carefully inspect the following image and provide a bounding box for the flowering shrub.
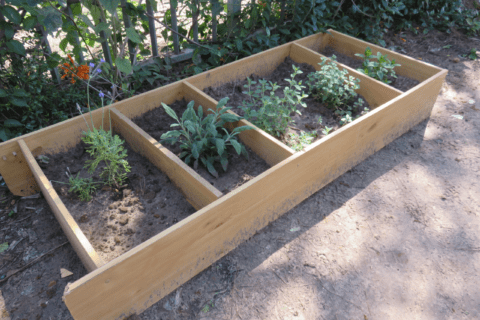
[60,54,90,84]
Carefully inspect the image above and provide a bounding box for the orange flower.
[59,55,90,84]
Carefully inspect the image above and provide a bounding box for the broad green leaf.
[115,57,132,74]
[216,97,229,110]
[220,113,240,123]
[6,39,25,56]
[0,129,9,142]
[206,160,218,178]
[38,7,63,34]
[2,6,21,24]
[232,125,253,134]
[94,22,110,34]
[220,157,228,172]
[13,88,27,97]
[215,138,225,156]
[161,103,179,121]
[98,0,121,14]
[59,38,69,52]
[4,24,14,40]
[0,89,7,97]
[191,142,199,159]
[9,96,27,107]
[58,0,67,7]
[230,139,241,154]
[4,119,23,128]
[126,27,142,43]
[22,16,36,30]
[235,39,243,51]
[78,14,95,29]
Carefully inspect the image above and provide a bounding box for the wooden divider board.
[63,42,447,320]
[181,82,295,166]
[18,139,104,272]
[109,107,222,210]
[295,29,442,83]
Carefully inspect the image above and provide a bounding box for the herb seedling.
[241,65,308,137]
[355,47,401,84]
[67,173,97,201]
[287,131,317,151]
[468,48,478,60]
[306,55,362,110]
[321,126,333,136]
[161,98,253,178]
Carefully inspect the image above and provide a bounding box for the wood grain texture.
[18,139,104,272]
[182,82,295,166]
[63,63,447,320]
[297,30,442,83]
[290,43,402,109]
[109,107,222,210]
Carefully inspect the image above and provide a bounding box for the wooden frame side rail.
[18,139,104,272]
[63,65,448,320]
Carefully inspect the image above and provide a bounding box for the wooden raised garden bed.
[0,30,447,319]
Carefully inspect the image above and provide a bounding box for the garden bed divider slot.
[182,81,295,166]
[18,139,104,272]
[109,107,223,210]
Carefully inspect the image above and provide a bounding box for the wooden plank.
[290,43,402,109]
[182,82,294,166]
[186,42,292,90]
[63,63,447,320]
[323,30,441,82]
[293,32,332,52]
[18,139,104,272]
[109,107,222,210]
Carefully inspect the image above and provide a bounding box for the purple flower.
[97,68,102,73]
[89,62,95,68]
[99,92,105,98]
[100,59,105,63]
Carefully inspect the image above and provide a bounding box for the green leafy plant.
[306,55,361,110]
[336,103,369,126]
[468,48,478,60]
[67,173,97,201]
[321,126,333,136]
[240,65,308,137]
[160,98,253,178]
[355,47,401,84]
[287,131,317,151]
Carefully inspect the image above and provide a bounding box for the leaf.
[38,7,63,34]
[220,157,228,172]
[220,113,240,123]
[4,24,14,40]
[216,97,229,110]
[230,139,241,154]
[232,125,253,134]
[0,242,8,253]
[0,89,7,97]
[115,57,132,74]
[206,160,218,178]
[0,129,9,142]
[94,22,111,34]
[161,103,179,122]
[235,39,243,51]
[59,38,69,52]
[58,0,67,7]
[126,27,142,43]
[9,96,28,107]
[4,119,23,128]
[2,6,21,24]
[78,14,95,29]
[191,142,200,159]
[6,40,25,56]
[215,138,225,156]
[98,0,121,14]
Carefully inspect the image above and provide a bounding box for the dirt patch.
[40,136,196,263]
[204,57,371,149]
[320,46,421,92]
[132,99,271,193]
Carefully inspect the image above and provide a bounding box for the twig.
[272,270,287,284]
[0,242,68,284]
[351,0,374,18]
[318,279,364,312]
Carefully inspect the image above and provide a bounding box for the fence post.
[192,0,199,43]
[170,0,180,54]
[65,4,85,63]
[120,0,136,62]
[211,0,218,42]
[227,0,241,32]
[146,0,158,57]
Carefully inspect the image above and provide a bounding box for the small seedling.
[8,210,15,217]
[67,173,98,201]
[355,47,401,84]
[468,48,478,60]
[37,155,49,164]
[161,98,253,178]
[241,65,308,137]
[321,126,333,135]
[287,131,317,151]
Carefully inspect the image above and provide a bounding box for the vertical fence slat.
[120,0,136,62]
[170,0,180,54]
[211,0,217,42]
[192,0,199,43]
[146,0,158,57]
[66,4,85,63]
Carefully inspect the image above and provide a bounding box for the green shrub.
[161,98,253,178]
[355,47,401,84]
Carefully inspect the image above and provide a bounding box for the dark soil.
[204,57,371,149]
[320,47,421,92]
[41,136,196,263]
[132,99,271,193]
